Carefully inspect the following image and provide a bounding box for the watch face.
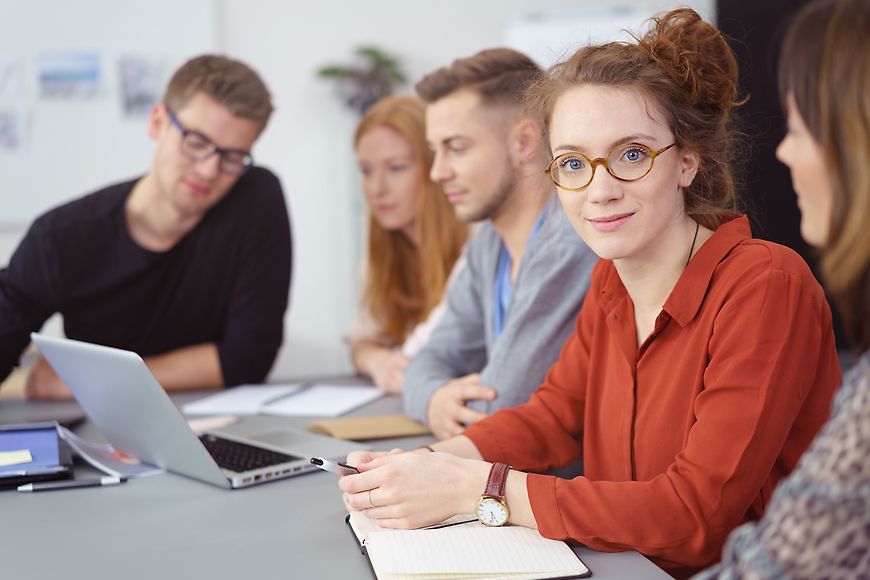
[475,497,508,527]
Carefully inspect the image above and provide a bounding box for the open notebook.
[346,511,591,580]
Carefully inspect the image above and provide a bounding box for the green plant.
[317,46,407,114]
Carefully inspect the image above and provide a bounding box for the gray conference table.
[0,381,671,580]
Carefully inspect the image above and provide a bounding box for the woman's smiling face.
[549,85,699,263]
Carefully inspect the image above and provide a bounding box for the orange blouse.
[463,216,841,577]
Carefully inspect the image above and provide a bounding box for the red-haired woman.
[345,95,468,393]
[336,9,842,577]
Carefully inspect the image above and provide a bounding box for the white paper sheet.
[262,385,383,417]
[182,384,302,416]
[187,415,239,434]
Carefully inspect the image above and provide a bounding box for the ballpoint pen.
[17,476,127,492]
[310,457,359,475]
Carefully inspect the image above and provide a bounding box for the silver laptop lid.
[31,333,230,488]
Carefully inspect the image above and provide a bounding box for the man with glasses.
[403,49,598,439]
[0,55,292,398]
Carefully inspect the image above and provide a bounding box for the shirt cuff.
[526,472,567,539]
[464,421,510,459]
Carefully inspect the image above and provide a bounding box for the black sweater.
[0,166,292,386]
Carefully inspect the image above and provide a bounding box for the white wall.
[0,2,218,225]
[1,0,713,380]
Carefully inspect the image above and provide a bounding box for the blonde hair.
[164,54,273,132]
[354,95,468,344]
[779,0,870,351]
[525,8,744,230]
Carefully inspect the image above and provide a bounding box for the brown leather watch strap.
[484,462,511,498]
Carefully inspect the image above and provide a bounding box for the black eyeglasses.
[165,107,254,176]
[546,142,676,191]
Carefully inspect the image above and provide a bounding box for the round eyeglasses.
[546,142,676,191]
[165,107,254,177]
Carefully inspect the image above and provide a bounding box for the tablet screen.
[0,425,62,474]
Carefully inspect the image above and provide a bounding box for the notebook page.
[348,511,382,545]
[365,525,588,578]
[348,512,478,545]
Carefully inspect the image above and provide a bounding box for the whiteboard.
[0,0,218,225]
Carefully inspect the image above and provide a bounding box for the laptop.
[31,333,369,489]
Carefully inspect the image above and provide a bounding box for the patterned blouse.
[696,350,870,579]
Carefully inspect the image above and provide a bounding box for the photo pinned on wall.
[118,55,165,118]
[0,110,26,153]
[0,57,25,101]
[37,52,101,99]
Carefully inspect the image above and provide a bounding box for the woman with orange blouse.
[337,9,841,577]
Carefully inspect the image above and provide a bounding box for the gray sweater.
[404,195,598,422]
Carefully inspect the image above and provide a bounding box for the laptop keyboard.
[199,434,301,473]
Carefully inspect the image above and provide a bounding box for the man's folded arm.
[144,343,223,390]
[0,220,59,384]
[215,176,292,387]
[404,245,488,422]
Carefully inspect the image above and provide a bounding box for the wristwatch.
[475,462,511,527]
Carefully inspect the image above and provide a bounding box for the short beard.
[459,162,517,223]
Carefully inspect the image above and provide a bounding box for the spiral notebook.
[346,512,591,579]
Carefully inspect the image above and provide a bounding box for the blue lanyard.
[492,210,546,339]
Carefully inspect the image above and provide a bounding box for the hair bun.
[637,8,741,116]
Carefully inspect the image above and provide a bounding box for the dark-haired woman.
[697,0,870,577]
[336,9,842,576]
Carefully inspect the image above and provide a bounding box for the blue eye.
[558,156,586,172]
[619,146,650,163]
[389,165,408,173]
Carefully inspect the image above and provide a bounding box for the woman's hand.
[369,350,409,394]
[354,343,409,394]
[339,450,490,529]
[345,447,404,469]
